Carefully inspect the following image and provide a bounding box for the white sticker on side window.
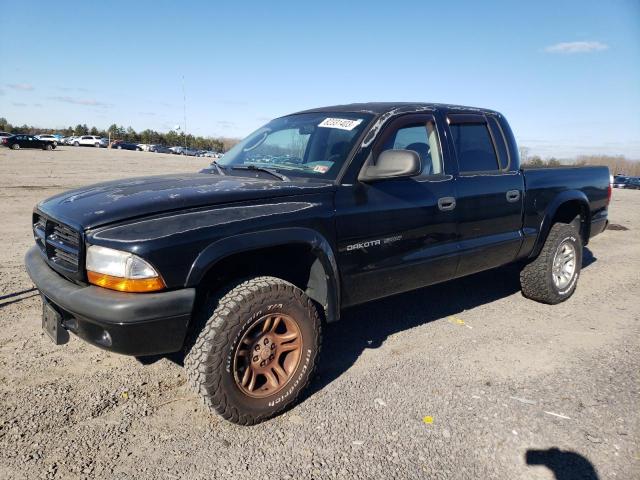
[318,118,363,131]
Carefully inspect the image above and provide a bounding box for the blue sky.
[1,0,638,158]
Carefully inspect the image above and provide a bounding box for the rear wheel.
[520,222,582,304]
[94,142,100,148]
[11,144,19,150]
[74,141,79,147]
[45,144,53,150]
[117,146,122,150]
[184,276,322,425]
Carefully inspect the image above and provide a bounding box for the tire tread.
[184,276,322,425]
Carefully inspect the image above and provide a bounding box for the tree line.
[0,117,238,152]
[519,146,639,175]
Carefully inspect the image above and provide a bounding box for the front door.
[335,114,459,307]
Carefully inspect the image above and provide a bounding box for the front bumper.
[25,246,196,356]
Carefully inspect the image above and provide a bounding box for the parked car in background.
[169,146,185,154]
[74,136,108,147]
[182,147,199,156]
[1,131,13,140]
[2,134,56,150]
[199,150,222,158]
[35,134,59,145]
[111,140,142,151]
[150,144,172,154]
[613,175,630,188]
[625,177,640,190]
[65,136,79,145]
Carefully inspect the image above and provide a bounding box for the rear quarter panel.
[521,166,610,255]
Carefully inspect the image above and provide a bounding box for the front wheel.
[74,141,79,147]
[184,276,322,425]
[45,144,53,150]
[94,143,100,148]
[520,222,582,304]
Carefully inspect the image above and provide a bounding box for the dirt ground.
[0,146,638,480]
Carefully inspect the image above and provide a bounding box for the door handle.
[437,196,456,211]
[506,190,521,203]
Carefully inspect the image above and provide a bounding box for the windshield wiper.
[209,161,227,176]
[231,165,290,181]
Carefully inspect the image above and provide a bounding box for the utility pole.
[182,75,187,151]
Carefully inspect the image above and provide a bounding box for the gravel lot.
[0,147,638,480]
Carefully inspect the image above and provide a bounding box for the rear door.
[446,113,524,276]
[335,113,459,307]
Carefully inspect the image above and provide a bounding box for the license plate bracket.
[42,298,69,345]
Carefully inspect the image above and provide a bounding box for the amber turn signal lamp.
[87,271,165,293]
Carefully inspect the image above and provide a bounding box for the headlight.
[86,245,165,292]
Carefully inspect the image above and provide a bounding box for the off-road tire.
[520,222,582,304]
[184,276,322,425]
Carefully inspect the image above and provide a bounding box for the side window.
[449,123,499,172]
[381,120,442,175]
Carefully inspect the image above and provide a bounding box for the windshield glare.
[216,112,372,180]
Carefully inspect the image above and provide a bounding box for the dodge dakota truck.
[25,103,610,425]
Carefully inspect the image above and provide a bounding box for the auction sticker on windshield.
[318,118,363,131]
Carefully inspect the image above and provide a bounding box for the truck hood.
[37,173,334,230]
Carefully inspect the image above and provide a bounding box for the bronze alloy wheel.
[185,276,321,425]
[233,313,303,398]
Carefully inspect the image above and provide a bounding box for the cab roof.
[293,102,500,117]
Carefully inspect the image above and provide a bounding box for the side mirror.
[358,149,421,182]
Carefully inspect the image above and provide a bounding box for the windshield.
[215,112,373,180]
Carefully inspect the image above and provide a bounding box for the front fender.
[186,227,341,322]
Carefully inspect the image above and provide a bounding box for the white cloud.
[545,41,609,54]
[6,83,34,91]
[49,96,110,107]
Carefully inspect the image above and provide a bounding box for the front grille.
[33,214,81,273]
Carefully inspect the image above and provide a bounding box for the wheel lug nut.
[253,356,259,362]
[255,344,260,351]
[263,338,269,345]
[260,360,266,367]
[271,344,276,350]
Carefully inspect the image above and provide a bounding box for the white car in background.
[35,134,59,145]
[74,135,108,147]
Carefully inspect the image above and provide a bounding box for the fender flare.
[185,227,341,323]
[531,190,591,258]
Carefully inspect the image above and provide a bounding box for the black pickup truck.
[25,103,610,425]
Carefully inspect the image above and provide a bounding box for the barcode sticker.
[318,118,363,131]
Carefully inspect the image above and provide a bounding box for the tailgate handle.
[437,196,456,211]
[506,190,521,203]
